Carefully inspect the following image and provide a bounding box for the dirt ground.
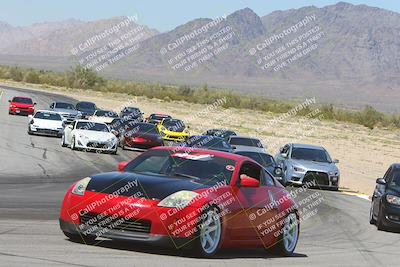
[2,80,399,196]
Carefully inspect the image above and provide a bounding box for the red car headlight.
[158,191,199,208]
[71,177,91,196]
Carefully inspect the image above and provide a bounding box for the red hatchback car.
[8,96,36,115]
[59,147,299,257]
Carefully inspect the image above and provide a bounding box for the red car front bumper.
[9,106,34,115]
[60,190,203,247]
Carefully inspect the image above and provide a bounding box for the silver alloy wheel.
[200,208,221,254]
[283,213,299,253]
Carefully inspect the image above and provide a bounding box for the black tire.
[376,205,386,231]
[63,231,96,244]
[192,206,222,258]
[61,135,67,147]
[268,212,299,256]
[71,137,77,151]
[369,202,376,225]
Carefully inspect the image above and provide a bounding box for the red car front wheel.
[193,206,222,257]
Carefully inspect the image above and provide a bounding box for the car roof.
[234,149,272,156]
[151,146,248,161]
[291,143,325,150]
[230,135,260,140]
[75,119,107,124]
[189,135,224,140]
[35,110,60,114]
[13,96,32,99]
[77,101,95,104]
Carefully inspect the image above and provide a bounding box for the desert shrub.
[0,65,397,129]
[23,70,40,84]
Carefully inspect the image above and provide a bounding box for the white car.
[61,120,118,154]
[88,110,119,124]
[28,110,65,137]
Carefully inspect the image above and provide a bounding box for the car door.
[228,161,277,243]
[373,167,392,217]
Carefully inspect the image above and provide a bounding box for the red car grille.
[80,213,151,234]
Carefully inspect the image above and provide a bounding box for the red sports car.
[59,147,299,257]
[121,122,164,150]
[8,96,36,115]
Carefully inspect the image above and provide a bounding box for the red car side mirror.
[118,161,129,172]
[240,176,260,188]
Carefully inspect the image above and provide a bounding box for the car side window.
[262,170,275,186]
[238,162,262,183]
[281,144,290,154]
[383,167,393,182]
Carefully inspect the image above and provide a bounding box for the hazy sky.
[1,0,399,32]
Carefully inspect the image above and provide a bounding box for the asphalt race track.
[0,86,399,267]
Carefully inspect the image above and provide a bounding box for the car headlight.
[71,177,91,196]
[293,166,305,172]
[386,195,400,206]
[158,191,199,208]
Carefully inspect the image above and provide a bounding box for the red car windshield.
[12,97,33,104]
[125,149,236,185]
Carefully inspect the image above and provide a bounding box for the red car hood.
[11,102,33,108]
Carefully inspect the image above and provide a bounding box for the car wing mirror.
[376,178,386,185]
[34,102,37,105]
[333,159,339,164]
[281,153,288,158]
[239,176,260,188]
[8,100,11,103]
[118,161,129,172]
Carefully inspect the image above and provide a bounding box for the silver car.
[50,102,82,124]
[275,143,340,190]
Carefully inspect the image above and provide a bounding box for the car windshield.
[76,122,109,132]
[229,137,263,148]
[236,152,275,167]
[34,112,62,121]
[125,124,159,136]
[150,114,170,121]
[96,110,118,117]
[125,150,235,184]
[76,102,96,110]
[55,102,75,110]
[206,129,236,139]
[12,97,33,104]
[186,136,231,149]
[122,107,141,114]
[291,147,331,163]
[163,119,185,132]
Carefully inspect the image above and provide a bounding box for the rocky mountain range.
[0,2,399,112]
